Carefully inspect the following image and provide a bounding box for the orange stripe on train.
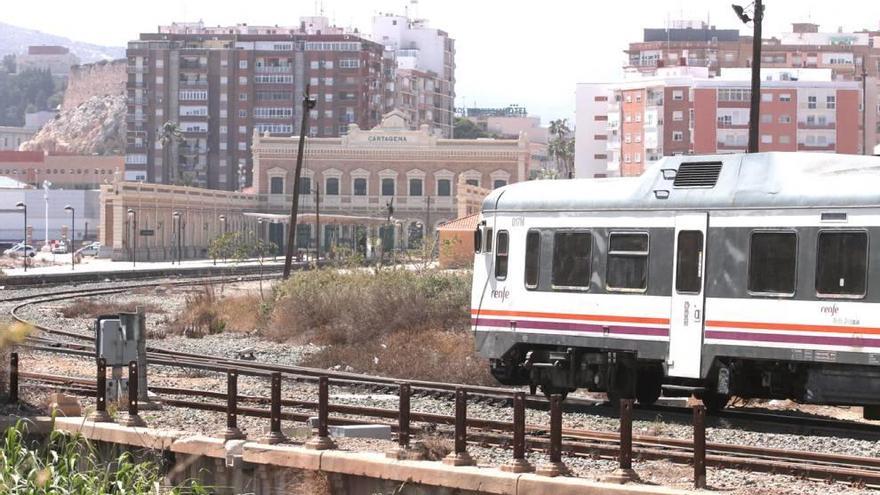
[471,308,669,326]
[706,320,880,335]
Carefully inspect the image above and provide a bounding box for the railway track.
[9,272,880,489]
[17,370,880,489]
[11,274,880,438]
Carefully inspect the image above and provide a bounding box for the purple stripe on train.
[705,330,880,348]
[472,318,669,337]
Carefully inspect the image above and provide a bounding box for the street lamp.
[15,202,27,272]
[732,0,765,153]
[42,180,51,250]
[64,205,75,271]
[172,211,182,265]
[127,208,137,268]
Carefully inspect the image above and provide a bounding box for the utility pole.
[283,85,316,279]
[314,184,321,262]
[425,195,431,250]
[733,0,765,153]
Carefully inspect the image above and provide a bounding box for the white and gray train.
[471,152,880,416]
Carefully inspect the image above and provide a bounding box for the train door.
[667,213,708,379]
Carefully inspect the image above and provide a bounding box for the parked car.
[75,242,102,257]
[3,243,36,257]
[51,242,68,254]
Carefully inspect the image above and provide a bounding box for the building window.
[409,178,423,196]
[606,233,649,291]
[826,95,836,109]
[353,178,367,196]
[552,231,592,290]
[495,231,509,280]
[437,179,451,196]
[761,134,773,144]
[779,115,792,124]
[524,230,540,290]
[381,178,395,196]
[270,177,284,194]
[780,135,791,144]
[239,93,247,101]
[779,93,792,102]
[672,131,684,142]
[465,179,479,187]
[624,134,632,144]
[748,232,796,295]
[298,177,312,194]
[493,179,507,189]
[239,60,248,69]
[239,110,247,118]
[761,114,773,124]
[808,96,817,109]
[625,94,632,103]
[761,93,773,102]
[816,231,868,297]
[672,111,683,121]
[325,177,339,195]
[634,153,641,163]
[310,61,319,69]
[672,90,684,101]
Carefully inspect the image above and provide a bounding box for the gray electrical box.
[96,317,137,367]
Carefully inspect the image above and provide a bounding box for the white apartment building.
[372,14,456,137]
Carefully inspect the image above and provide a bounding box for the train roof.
[484,152,880,213]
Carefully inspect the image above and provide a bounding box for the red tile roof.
[437,213,480,232]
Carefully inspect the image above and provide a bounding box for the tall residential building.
[372,14,456,137]
[624,21,880,154]
[124,19,390,190]
[576,66,860,177]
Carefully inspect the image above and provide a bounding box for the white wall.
[575,84,613,178]
[372,14,446,75]
[0,189,100,245]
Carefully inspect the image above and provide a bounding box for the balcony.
[127,65,149,74]
[798,143,835,151]
[717,122,749,129]
[179,79,209,87]
[126,114,147,123]
[798,122,836,130]
[179,60,205,71]
[256,65,293,73]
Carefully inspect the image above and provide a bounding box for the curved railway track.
[8,273,880,488]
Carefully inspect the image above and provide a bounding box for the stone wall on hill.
[63,59,126,111]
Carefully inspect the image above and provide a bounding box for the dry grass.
[167,285,225,337]
[216,294,266,333]
[265,268,492,385]
[59,300,165,319]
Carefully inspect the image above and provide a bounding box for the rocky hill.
[0,22,124,63]
[20,94,126,155]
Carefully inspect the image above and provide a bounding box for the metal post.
[619,398,633,470]
[283,85,315,279]
[537,394,567,476]
[306,376,336,450]
[263,372,285,444]
[118,361,145,427]
[500,392,533,472]
[71,208,75,270]
[693,404,707,489]
[747,0,764,153]
[443,388,474,466]
[88,358,112,422]
[398,383,410,448]
[8,352,18,404]
[225,370,245,440]
[863,62,869,155]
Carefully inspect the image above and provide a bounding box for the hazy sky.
[5,0,880,122]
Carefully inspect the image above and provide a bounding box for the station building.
[250,110,529,251]
[98,110,529,261]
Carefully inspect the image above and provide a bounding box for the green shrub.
[0,420,208,494]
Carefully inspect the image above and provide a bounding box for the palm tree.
[548,119,575,178]
[158,121,182,184]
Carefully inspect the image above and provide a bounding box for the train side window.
[495,231,509,280]
[552,231,592,290]
[816,231,867,297]
[524,230,540,289]
[606,233,649,292]
[485,228,493,253]
[748,232,797,295]
[675,231,703,294]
